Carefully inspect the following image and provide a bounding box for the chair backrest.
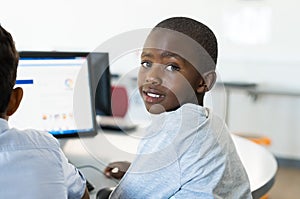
[111,85,129,117]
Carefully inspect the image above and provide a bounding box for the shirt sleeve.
[171,190,214,199]
[60,148,87,199]
[172,115,252,199]
[171,148,225,199]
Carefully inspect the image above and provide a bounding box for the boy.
[107,17,252,198]
[0,25,89,199]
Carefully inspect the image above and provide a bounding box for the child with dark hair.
[0,25,89,199]
[106,17,252,199]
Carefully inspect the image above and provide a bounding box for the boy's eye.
[165,64,180,72]
[141,61,152,68]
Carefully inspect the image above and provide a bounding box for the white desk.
[232,135,277,198]
[61,129,277,199]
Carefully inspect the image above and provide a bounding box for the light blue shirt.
[110,103,252,199]
[0,118,86,199]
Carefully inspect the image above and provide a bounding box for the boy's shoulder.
[1,127,60,150]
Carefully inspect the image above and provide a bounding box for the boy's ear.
[6,87,23,117]
[197,71,216,93]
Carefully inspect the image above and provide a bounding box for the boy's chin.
[146,104,166,114]
[146,104,180,114]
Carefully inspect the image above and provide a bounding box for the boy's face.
[138,47,203,114]
[137,28,215,114]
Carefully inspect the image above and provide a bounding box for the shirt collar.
[147,103,209,133]
[0,118,9,133]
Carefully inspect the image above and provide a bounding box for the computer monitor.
[89,52,112,116]
[8,51,111,138]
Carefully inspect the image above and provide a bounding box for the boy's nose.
[145,65,162,85]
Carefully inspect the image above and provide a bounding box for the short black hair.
[0,25,19,113]
[154,17,218,66]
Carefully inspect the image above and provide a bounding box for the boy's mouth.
[142,90,165,103]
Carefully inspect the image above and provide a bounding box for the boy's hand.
[104,161,131,180]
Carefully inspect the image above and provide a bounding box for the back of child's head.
[0,25,19,113]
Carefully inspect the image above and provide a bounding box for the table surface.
[231,135,277,198]
[61,128,277,199]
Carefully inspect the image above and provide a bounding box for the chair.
[96,187,114,199]
[111,85,129,118]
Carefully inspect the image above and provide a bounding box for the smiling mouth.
[142,91,165,103]
[146,92,161,98]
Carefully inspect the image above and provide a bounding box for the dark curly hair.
[154,17,218,66]
[0,25,19,113]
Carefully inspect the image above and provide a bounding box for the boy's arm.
[81,187,90,199]
[58,146,91,199]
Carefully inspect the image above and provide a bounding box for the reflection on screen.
[9,56,94,137]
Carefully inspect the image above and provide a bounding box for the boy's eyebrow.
[141,50,183,60]
[160,51,182,59]
[141,52,154,58]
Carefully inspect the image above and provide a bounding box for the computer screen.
[8,51,111,138]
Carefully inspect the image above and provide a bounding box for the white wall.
[228,91,300,160]
[2,0,299,86]
[0,0,217,51]
[1,0,300,159]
